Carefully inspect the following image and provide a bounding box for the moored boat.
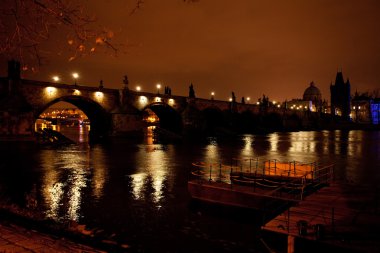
[188,158,334,210]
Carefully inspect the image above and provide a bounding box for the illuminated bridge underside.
[147,103,183,133]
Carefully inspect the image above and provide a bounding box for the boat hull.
[188,180,291,210]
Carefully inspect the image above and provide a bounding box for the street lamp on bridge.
[211,92,215,100]
[72,72,79,86]
[156,83,161,94]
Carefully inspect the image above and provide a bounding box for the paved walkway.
[0,223,105,253]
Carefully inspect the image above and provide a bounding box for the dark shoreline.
[0,206,130,252]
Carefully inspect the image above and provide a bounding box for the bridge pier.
[111,112,145,137]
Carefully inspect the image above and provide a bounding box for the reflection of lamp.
[72,72,79,86]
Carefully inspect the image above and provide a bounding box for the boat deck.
[261,182,380,252]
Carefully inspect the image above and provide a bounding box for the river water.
[0,129,379,252]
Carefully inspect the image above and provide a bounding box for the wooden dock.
[261,182,380,252]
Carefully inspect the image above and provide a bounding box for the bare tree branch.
[0,0,199,71]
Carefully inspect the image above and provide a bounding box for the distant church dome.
[303,81,322,102]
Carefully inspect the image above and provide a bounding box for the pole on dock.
[219,162,222,181]
[256,157,258,171]
[287,235,295,253]
[331,207,335,234]
[209,164,212,181]
[274,159,277,175]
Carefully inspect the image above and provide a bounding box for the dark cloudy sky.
[18,0,380,102]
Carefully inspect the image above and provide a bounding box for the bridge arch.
[143,102,183,133]
[35,95,112,141]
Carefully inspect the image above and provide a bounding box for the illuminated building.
[303,81,323,112]
[352,93,380,124]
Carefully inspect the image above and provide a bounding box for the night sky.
[5,0,380,102]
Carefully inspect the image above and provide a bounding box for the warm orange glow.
[45,87,57,96]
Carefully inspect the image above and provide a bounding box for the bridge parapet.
[19,79,120,113]
[126,90,187,111]
[188,98,231,111]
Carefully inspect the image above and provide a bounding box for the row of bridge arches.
[34,95,307,143]
[34,95,185,143]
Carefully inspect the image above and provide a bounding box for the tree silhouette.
[0,0,198,70]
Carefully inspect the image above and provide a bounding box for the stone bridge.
[0,62,321,141]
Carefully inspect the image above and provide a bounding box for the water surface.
[0,130,379,252]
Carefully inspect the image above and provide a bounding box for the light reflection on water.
[30,130,380,221]
[0,130,379,252]
[131,143,173,207]
[41,149,90,221]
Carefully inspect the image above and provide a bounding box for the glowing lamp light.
[211,92,215,96]
[94,91,104,102]
[168,98,174,105]
[247,97,250,101]
[277,104,280,108]
[72,72,79,85]
[139,96,148,104]
[52,76,60,82]
[155,97,161,102]
[136,86,141,91]
[156,83,161,94]
[45,86,57,96]
[229,98,232,102]
[73,89,81,95]
[256,102,260,105]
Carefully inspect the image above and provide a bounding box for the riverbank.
[0,222,104,253]
[0,207,130,253]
